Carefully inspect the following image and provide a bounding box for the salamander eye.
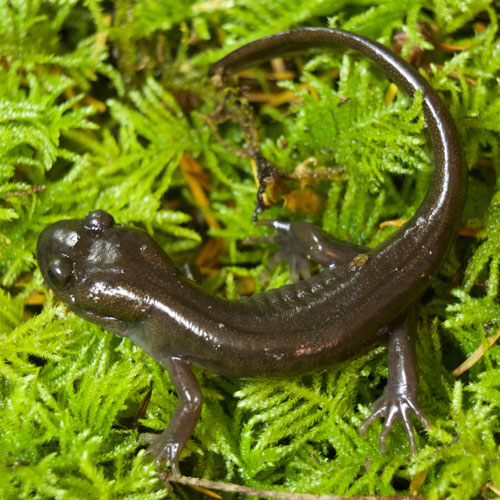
[48,256,73,285]
[83,210,115,232]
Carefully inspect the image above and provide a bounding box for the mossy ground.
[1,1,500,499]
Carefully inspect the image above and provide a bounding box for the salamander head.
[36,210,175,325]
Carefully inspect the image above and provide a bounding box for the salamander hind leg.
[359,309,430,455]
[140,357,203,476]
[256,219,369,281]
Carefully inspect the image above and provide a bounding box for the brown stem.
[162,473,426,500]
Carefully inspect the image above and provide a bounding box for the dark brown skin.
[36,28,467,476]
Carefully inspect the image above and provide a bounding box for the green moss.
[1,1,499,498]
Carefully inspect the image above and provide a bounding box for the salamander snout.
[36,217,81,304]
[36,210,115,303]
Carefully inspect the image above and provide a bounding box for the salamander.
[36,28,467,475]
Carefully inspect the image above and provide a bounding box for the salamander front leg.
[140,356,203,476]
[256,219,369,281]
[359,309,430,455]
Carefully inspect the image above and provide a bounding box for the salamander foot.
[359,390,430,455]
[140,431,182,476]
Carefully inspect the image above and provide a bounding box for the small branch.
[162,473,426,500]
[5,185,46,197]
[453,329,500,376]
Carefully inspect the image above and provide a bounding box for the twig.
[162,473,426,500]
[452,329,500,376]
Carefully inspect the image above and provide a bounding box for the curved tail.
[211,28,466,271]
